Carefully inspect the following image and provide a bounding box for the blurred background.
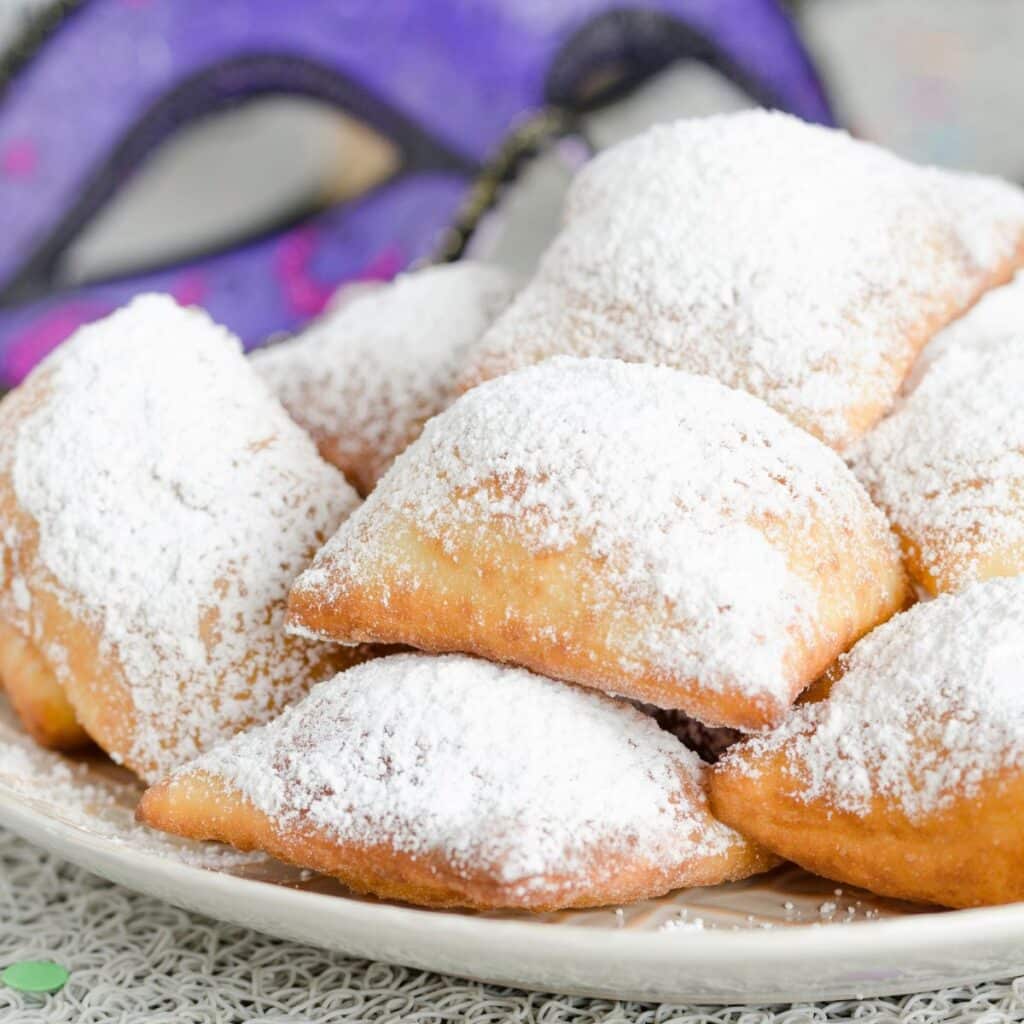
[0,0,1020,385]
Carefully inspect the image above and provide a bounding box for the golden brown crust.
[138,769,778,912]
[316,435,378,498]
[710,743,1024,909]
[0,424,152,764]
[0,620,91,751]
[0,374,97,752]
[289,490,910,732]
[0,361,373,780]
[893,520,1024,597]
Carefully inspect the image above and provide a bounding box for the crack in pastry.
[710,576,1024,908]
[253,262,518,496]
[286,357,910,731]
[457,110,1024,449]
[138,652,777,911]
[638,704,741,764]
[0,294,368,781]
[852,273,1024,594]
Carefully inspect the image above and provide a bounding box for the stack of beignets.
[6,110,1024,914]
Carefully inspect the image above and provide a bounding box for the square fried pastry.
[0,294,366,779]
[138,653,776,911]
[458,110,1024,449]
[852,273,1024,594]
[287,357,909,730]
[711,576,1024,908]
[252,262,517,495]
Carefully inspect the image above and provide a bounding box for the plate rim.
[4,779,1024,967]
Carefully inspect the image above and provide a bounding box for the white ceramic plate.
[1,700,1022,1005]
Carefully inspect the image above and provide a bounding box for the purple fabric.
[0,174,466,376]
[0,0,832,386]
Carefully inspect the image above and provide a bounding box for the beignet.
[138,653,775,910]
[253,262,517,494]
[852,273,1024,594]
[711,577,1024,908]
[458,110,1024,449]
[287,357,909,730]
[0,294,365,780]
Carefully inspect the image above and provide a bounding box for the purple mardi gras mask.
[0,0,833,387]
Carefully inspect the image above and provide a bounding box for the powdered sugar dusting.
[731,577,1024,819]
[294,357,893,702]
[184,652,741,890]
[253,262,517,492]
[4,294,360,780]
[904,271,1024,388]
[852,276,1024,589]
[0,701,263,868]
[465,110,1024,448]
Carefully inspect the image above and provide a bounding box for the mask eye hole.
[60,97,400,288]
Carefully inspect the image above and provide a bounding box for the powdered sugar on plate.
[851,277,1024,590]
[252,262,517,493]
[730,577,1024,819]
[464,110,1024,449]
[3,294,360,780]
[0,698,262,869]
[293,357,895,704]
[181,652,742,892]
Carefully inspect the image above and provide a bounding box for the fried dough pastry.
[457,110,1024,449]
[710,577,1024,908]
[287,358,909,730]
[852,273,1024,594]
[0,294,366,781]
[138,653,776,911]
[252,262,517,494]
[0,620,90,751]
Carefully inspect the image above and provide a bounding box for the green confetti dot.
[1,961,69,994]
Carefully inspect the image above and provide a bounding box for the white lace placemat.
[0,828,1020,1024]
